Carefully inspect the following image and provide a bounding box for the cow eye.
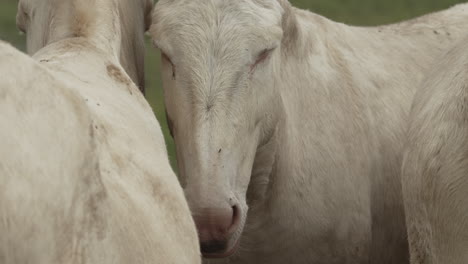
[161,52,176,80]
[250,48,275,72]
[17,6,29,33]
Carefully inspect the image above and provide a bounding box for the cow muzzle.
[193,205,241,258]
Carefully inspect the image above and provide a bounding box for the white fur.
[151,1,468,263]
[0,0,200,263]
[16,0,152,93]
[402,33,468,264]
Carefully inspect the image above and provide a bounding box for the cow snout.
[194,205,240,256]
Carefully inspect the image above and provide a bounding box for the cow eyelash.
[161,52,176,80]
[17,6,29,33]
[250,48,275,72]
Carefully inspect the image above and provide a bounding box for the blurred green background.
[0,0,466,170]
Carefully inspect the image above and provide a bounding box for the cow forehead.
[156,0,281,12]
[155,0,282,25]
[153,0,283,44]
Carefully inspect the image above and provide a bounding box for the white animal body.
[0,0,200,263]
[151,1,468,263]
[402,33,468,264]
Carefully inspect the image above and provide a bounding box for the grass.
[1,0,466,170]
[292,0,465,25]
[0,0,25,50]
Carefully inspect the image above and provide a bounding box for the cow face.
[151,0,285,258]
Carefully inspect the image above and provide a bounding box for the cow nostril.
[228,205,241,234]
[195,205,242,255]
[200,240,228,254]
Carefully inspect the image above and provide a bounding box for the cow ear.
[144,0,154,31]
[16,2,28,33]
[278,0,298,52]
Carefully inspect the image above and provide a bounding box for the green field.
[1,0,466,170]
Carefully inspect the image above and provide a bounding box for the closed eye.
[161,52,176,80]
[17,7,29,33]
[250,48,275,72]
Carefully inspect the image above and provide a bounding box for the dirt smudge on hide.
[56,40,90,54]
[81,166,108,241]
[62,146,109,262]
[106,63,136,95]
[110,152,127,171]
[148,170,185,224]
[70,0,98,38]
[80,125,109,241]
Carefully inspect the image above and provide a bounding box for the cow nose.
[194,205,240,255]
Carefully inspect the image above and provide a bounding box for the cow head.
[151,0,291,258]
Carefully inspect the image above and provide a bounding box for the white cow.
[150,1,468,263]
[402,34,468,264]
[0,0,200,263]
[16,0,150,94]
